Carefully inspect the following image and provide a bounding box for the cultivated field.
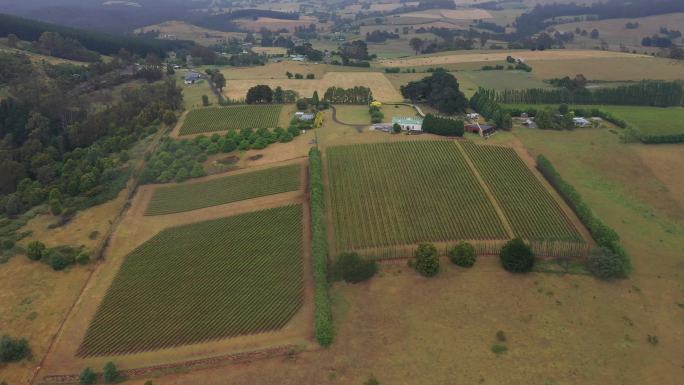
[145,164,302,215]
[461,142,583,242]
[327,141,508,252]
[327,140,586,258]
[77,204,304,357]
[179,105,282,135]
[223,72,403,102]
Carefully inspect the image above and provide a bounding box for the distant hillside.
[0,13,194,57]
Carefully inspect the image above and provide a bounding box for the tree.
[312,91,320,107]
[411,243,439,277]
[286,71,293,79]
[590,29,600,39]
[7,33,19,48]
[0,335,30,363]
[499,237,535,273]
[448,242,476,267]
[213,72,226,92]
[49,188,63,216]
[334,252,377,283]
[392,123,402,134]
[27,240,46,261]
[80,367,96,385]
[400,70,467,114]
[586,247,628,279]
[409,37,424,55]
[201,95,209,107]
[103,361,118,383]
[163,110,177,126]
[246,85,273,104]
[5,194,22,217]
[274,86,285,103]
[49,251,68,271]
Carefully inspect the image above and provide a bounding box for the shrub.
[0,335,30,363]
[499,237,535,273]
[586,247,629,279]
[27,240,46,261]
[334,252,377,283]
[364,376,380,385]
[1,239,14,250]
[49,251,69,271]
[76,252,90,265]
[80,367,96,385]
[491,344,508,355]
[448,241,476,267]
[103,361,118,383]
[411,243,439,277]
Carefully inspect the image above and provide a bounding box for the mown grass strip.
[145,164,301,215]
[309,147,333,346]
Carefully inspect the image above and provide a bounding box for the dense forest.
[0,49,183,220]
[0,13,193,57]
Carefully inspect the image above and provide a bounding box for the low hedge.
[537,155,631,278]
[309,147,334,346]
[640,133,684,144]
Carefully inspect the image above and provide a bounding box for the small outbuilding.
[573,117,590,128]
[465,123,496,138]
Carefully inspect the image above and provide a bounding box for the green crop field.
[77,205,303,357]
[327,141,509,252]
[180,105,282,135]
[461,142,582,242]
[145,164,302,215]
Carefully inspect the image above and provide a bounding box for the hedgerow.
[536,155,631,278]
[309,147,334,346]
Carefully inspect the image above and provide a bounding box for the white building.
[392,117,423,132]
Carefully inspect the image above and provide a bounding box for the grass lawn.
[77,204,304,357]
[145,164,302,215]
[333,105,371,125]
[504,104,684,136]
[176,71,217,109]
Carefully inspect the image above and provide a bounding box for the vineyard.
[327,141,586,258]
[145,164,302,215]
[77,205,304,357]
[327,141,509,253]
[461,142,583,242]
[179,105,282,135]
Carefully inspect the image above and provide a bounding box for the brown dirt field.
[35,162,314,382]
[399,8,493,21]
[120,255,684,385]
[223,71,403,102]
[134,21,245,46]
[632,144,684,214]
[251,46,289,55]
[379,49,649,67]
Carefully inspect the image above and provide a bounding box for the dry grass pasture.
[379,49,649,67]
[223,71,403,102]
[234,16,322,32]
[134,21,244,46]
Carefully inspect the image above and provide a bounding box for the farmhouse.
[465,123,497,138]
[184,71,202,85]
[392,117,423,132]
[295,111,315,121]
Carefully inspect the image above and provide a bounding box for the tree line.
[469,89,513,130]
[323,86,374,105]
[489,81,684,107]
[400,70,468,114]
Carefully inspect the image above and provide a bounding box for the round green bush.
[499,237,535,273]
[412,243,439,277]
[27,241,46,261]
[334,252,377,283]
[448,241,476,267]
[586,246,628,279]
[49,252,68,271]
[76,253,91,265]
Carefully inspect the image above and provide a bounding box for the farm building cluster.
[371,117,424,133]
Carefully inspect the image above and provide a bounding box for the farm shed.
[184,71,202,85]
[573,117,590,128]
[465,123,496,138]
[295,111,315,121]
[392,117,423,132]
